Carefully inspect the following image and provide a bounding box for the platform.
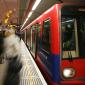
[0,40,47,85]
[19,40,47,85]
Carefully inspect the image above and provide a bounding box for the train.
[22,2,85,85]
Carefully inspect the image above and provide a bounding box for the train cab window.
[61,6,85,59]
[77,17,85,58]
[42,19,50,53]
[61,17,78,59]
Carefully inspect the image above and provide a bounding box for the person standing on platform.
[0,26,22,85]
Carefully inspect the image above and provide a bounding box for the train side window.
[61,17,78,59]
[31,25,36,57]
[42,19,50,53]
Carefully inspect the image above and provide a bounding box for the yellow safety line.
[26,64,33,85]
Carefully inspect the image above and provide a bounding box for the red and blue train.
[22,2,85,85]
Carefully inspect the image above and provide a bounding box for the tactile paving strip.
[20,65,39,78]
[19,40,47,85]
[20,78,43,85]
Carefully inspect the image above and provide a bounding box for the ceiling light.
[78,8,85,11]
[27,11,33,18]
[32,0,41,10]
[21,11,32,29]
[20,0,41,30]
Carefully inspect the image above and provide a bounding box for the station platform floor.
[0,40,47,85]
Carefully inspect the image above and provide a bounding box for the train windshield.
[62,18,77,59]
[61,7,85,59]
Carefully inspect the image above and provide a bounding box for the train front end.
[60,2,85,85]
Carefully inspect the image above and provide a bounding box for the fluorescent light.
[21,0,41,30]
[21,11,32,29]
[32,0,41,10]
[27,11,33,18]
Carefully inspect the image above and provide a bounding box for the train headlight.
[63,68,76,78]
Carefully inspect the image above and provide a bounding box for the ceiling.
[0,0,30,25]
[0,0,85,28]
[0,0,20,24]
[22,0,85,28]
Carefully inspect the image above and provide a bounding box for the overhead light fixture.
[32,0,41,10]
[20,0,41,30]
[21,11,33,29]
[78,8,85,11]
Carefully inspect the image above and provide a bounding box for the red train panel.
[22,2,85,85]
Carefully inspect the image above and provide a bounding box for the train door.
[35,23,40,58]
[61,5,85,83]
[30,23,40,58]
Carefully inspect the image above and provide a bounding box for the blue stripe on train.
[49,54,61,83]
[38,50,61,83]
